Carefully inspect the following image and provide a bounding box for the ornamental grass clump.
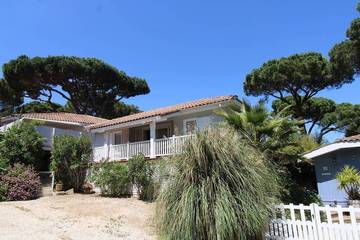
[156,127,279,240]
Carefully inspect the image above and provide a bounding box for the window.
[184,119,197,134]
[143,129,150,141]
[156,128,170,139]
[114,132,123,145]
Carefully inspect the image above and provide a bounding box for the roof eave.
[303,141,360,159]
[89,98,239,133]
[89,115,164,133]
[22,117,85,127]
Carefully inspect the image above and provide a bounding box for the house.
[303,134,360,205]
[0,95,240,164]
[0,112,107,151]
[88,95,240,162]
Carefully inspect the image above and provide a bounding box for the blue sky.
[0,0,359,141]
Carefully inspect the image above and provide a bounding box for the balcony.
[92,135,191,162]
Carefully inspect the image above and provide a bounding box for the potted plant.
[336,166,360,206]
[55,181,63,192]
[83,182,94,194]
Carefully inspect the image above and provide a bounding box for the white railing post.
[172,135,175,154]
[126,142,130,159]
[150,138,155,158]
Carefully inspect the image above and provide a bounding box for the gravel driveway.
[0,194,156,240]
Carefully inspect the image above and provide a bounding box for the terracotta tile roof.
[20,112,107,125]
[336,134,360,143]
[89,95,238,130]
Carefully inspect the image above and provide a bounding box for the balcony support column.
[150,121,156,158]
[51,127,56,147]
[105,132,110,160]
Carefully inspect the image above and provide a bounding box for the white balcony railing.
[155,135,190,156]
[93,135,191,161]
[93,146,108,162]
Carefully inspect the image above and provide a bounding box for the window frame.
[183,118,198,135]
[113,130,124,145]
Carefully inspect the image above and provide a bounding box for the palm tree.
[218,100,320,204]
[218,99,301,161]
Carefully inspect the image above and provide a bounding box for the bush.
[0,122,45,169]
[0,183,7,201]
[90,160,131,197]
[128,154,158,201]
[0,164,41,201]
[156,127,279,240]
[336,165,360,200]
[50,135,92,192]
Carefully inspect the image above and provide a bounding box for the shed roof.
[303,134,360,159]
[335,134,360,143]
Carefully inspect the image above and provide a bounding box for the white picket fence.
[266,203,360,240]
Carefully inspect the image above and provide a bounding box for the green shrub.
[157,127,279,240]
[90,160,131,197]
[0,122,45,169]
[50,135,92,192]
[128,154,158,201]
[0,183,7,201]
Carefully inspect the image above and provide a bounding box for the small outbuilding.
[304,134,360,205]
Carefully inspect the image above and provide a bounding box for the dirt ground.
[0,194,157,240]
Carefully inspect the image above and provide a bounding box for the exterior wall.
[37,124,82,149]
[90,108,227,162]
[36,125,54,147]
[1,119,84,149]
[109,128,129,144]
[171,110,223,135]
[92,132,106,148]
[128,121,174,142]
[314,148,360,203]
[97,110,224,144]
[129,125,149,142]
[54,128,81,137]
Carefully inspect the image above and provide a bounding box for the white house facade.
[0,95,240,163]
[89,95,240,161]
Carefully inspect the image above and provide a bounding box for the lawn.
[0,194,156,240]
